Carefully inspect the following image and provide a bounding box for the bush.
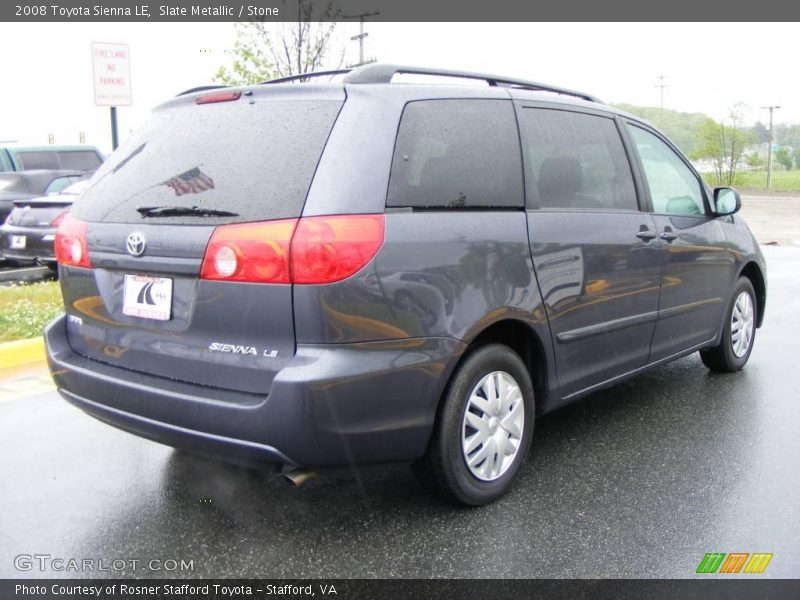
[775,148,793,171]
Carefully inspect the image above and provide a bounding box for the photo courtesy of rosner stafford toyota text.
[0,1,798,598]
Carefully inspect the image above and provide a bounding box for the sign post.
[91,42,132,151]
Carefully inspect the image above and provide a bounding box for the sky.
[1,22,797,155]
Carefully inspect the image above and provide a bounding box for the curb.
[0,337,46,369]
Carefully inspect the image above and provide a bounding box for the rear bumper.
[0,225,56,264]
[45,314,463,467]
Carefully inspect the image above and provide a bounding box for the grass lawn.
[0,281,64,343]
[703,169,800,193]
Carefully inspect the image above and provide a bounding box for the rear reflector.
[200,215,384,285]
[55,215,92,268]
[195,91,242,105]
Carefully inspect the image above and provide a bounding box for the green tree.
[795,151,800,170]
[775,147,793,171]
[745,152,764,168]
[752,121,770,144]
[692,104,755,185]
[774,123,800,150]
[215,1,343,85]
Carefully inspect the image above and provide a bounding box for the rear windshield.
[58,151,103,171]
[70,98,343,224]
[14,150,102,171]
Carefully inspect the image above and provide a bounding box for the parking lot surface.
[0,246,798,579]
[739,195,800,246]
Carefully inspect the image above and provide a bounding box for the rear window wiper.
[136,205,239,218]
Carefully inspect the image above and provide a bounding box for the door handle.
[660,231,678,242]
[636,230,657,241]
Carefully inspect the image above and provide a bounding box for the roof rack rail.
[342,64,600,103]
[259,69,352,85]
[176,85,229,97]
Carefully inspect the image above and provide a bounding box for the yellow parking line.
[0,375,56,403]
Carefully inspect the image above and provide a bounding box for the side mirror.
[713,187,741,216]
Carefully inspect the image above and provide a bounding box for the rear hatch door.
[63,86,345,395]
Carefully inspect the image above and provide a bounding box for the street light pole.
[762,105,781,191]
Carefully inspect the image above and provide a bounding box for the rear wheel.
[414,344,535,505]
[700,277,757,372]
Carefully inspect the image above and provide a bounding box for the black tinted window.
[387,99,523,209]
[518,109,638,211]
[58,151,102,171]
[16,151,60,170]
[70,98,342,224]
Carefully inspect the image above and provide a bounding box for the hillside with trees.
[612,104,715,157]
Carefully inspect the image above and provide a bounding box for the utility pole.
[762,105,780,191]
[343,11,379,67]
[655,75,668,124]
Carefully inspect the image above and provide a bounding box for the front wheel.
[700,277,757,373]
[413,344,535,506]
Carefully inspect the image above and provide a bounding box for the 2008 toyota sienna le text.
[45,64,767,505]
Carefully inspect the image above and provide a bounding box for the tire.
[700,277,757,373]
[413,344,535,506]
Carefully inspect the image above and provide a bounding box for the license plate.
[122,274,173,321]
[10,235,26,249]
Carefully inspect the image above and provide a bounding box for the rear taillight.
[50,211,67,227]
[291,215,385,284]
[201,219,297,283]
[200,215,384,285]
[54,215,92,268]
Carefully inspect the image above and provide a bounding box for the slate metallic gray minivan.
[45,65,767,505]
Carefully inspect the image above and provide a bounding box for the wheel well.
[469,320,548,410]
[740,262,766,327]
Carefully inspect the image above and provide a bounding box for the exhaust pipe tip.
[282,468,317,487]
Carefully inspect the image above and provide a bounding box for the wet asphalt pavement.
[1,245,798,579]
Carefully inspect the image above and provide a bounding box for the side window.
[517,108,638,211]
[387,99,523,209]
[628,125,706,216]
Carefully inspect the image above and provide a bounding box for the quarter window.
[628,125,706,216]
[518,108,638,211]
[387,99,523,209]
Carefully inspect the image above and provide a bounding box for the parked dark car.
[45,65,767,505]
[0,178,89,269]
[0,145,104,173]
[0,170,86,227]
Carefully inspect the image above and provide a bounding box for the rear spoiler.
[13,196,74,207]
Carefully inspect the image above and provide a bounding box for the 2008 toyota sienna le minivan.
[45,64,766,505]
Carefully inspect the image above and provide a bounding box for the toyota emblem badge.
[126,232,146,257]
